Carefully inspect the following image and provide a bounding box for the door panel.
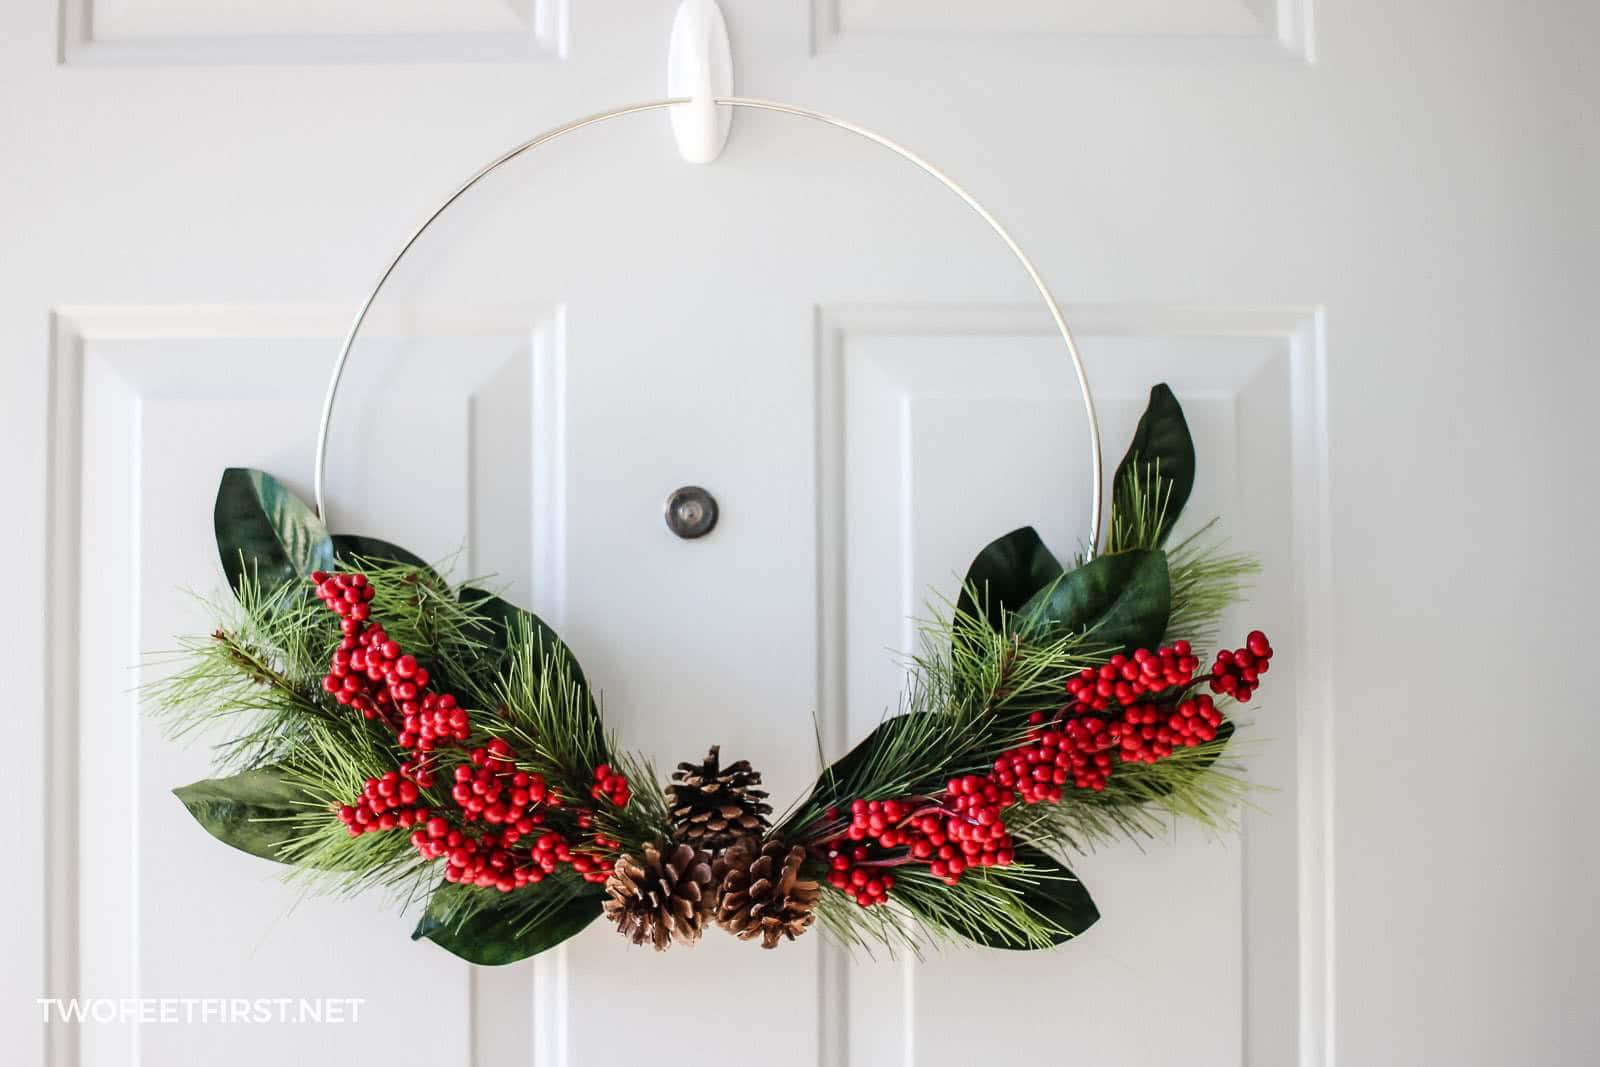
[52,309,553,1065]
[61,0,567,64]
[820,305,1317,1066]
[812,0,1311,58]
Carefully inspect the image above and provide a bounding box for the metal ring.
[313,96,1104,554]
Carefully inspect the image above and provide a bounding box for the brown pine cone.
[713,839,822,949]
[602,841,715,951]
[666,745,773,853]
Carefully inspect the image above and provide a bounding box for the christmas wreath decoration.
[155,383,1274,963]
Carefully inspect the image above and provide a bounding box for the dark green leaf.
[1191,717,1235,771]
[956,527,1064,630]
[412,880,602,966]
[991,844,1099,948]
[458,587,589,694]
[1113,384,1196,547]
[173,765,317,864]
[892,844,1098,949]
[331,534,433,574]
[214,468,334,599]
[1016,549,1170,653]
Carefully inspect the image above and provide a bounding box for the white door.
[5,2,1594,1066]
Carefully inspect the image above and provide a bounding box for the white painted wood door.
[4,2,1595,1066]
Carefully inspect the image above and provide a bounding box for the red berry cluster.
[825,845,896,907]
[1065,641,1198,711]
[589,763,632,807]
[428,823,579,891]
[1114,693,1223,764]
[402,691,470,752]
[338,770,430,834]
[822,774,1019,907]
[449,739,548,832]
[993,714,1117,797]
[941,774,1016,875]
[315,571,471,753]
[1209,630,1273,702]
[312,571,627,892]
[997,632,1267,798]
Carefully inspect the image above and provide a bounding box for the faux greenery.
[153,383,1267,964]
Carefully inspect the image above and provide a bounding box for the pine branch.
[1165,521,1260,647]
[411,864,602,941]
[894,863,1076,949]
[147,573,392,772]
[1106,459,1174,554]
[780,607,1109,837]
[787,589,1267,953]
[470,615,671,855]
[814,858,1082,957]
[1003,732,1258,852]
[356,561,502,707]
[814,884,928,959]
[592,751,675,855]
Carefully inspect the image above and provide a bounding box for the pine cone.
[602,842,715,951]
[713,839,822,949]
[666,745,773,853]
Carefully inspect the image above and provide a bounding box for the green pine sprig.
[1106,458,1175,554]
[777,606,1109,838]
[1165,521,1260,647]
[148,570,377,773]
[791,589,1262,955]
[812,856,1091,958]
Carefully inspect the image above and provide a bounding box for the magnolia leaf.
[894,844,1098,950]
[457,587,590,696]
[173,765,317,864]
[413,880,602,966]
[988,844,1099,948]
[1016,549,1170,653]
[956,527,1065,630]
[214,468,334,599]
[331,534,433,574]
[1114,384,1196,547]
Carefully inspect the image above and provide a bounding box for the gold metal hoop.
[313,97,1104,553]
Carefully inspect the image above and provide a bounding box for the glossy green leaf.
[955,527,1065,630]
[1113,384,1196,547]
[1192,717,1236,770]
[413,880,602,966]
[173,765,316,864]
[988,844,1099,948]
[1016,549,1171,653]
[893,843,1098,949]
[331,534,433,574]
[458,587,589,694]
[214,468,334,599]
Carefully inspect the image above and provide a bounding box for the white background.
[2,1,1596,1065]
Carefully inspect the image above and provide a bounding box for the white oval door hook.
[667,0,733,163]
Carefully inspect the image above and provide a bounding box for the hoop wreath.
[156,100,1276,962]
